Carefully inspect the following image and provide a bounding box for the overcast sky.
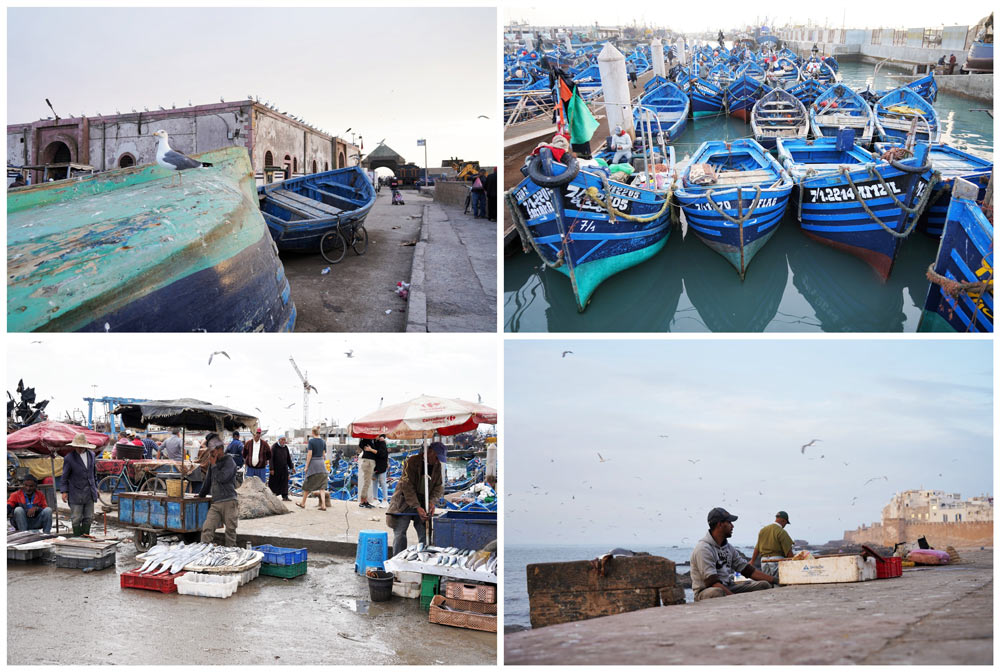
[7,6,497,167]
[505,1,991,32]
[7,334,496,437]
[505,339,993,547]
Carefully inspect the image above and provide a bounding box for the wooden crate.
[527,555,680,629]
[442,580,497,604]
[428,595,497,632]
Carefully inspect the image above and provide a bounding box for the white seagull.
[207,351,230,365]
[800,439,821,454]
[153,129,213,187]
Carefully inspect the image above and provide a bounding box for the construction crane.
[289,357,318,432]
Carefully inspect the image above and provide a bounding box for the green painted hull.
[557,234,671,310]
[8,147,295,332]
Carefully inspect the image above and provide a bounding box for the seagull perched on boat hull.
[153,129,213,187]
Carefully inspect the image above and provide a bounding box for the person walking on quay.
[297,427,329,510]
[159,427,184,460]
[372,434,390,507]
[8,474,53,534]
[199,433,239,547]
[690,507,778,601]
[948,53,957,74]
[626,59,637,88]
[470,171,487,219]
[140,432,159,460]
[242,428,270,483]
[749,510,795,577]
[268,435,293,501]
[60,432,99,536]
[385,441,445,557]
[485,168,498,222]
[358,436,377,509]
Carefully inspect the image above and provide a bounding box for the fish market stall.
[385,543,498,583]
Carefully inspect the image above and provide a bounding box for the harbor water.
[505,543,758,631]
[503,62,993,332]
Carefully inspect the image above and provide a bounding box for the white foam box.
[395,570,422,584]
[392,580,421,599]
[175,572,240,598]
[778,555,877,585]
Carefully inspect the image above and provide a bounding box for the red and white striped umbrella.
[349,395,496,439]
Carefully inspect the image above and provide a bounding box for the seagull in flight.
[285,402,296,409]
[153,129,213,187]
[208,351,230,365]
[658,435,669,439]
[561,350,573,358]
[688,458,700,464]
[344,350,354,358]
[598,452,609,463]
[477,115,490,119]
[800,439,821,454]
[864,476,888,486]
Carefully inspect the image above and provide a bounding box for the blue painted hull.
[509,165,673,311]
[689,78,724,116]
[725,75,770,121]
[874,87,940,144]
[787,79,827,107]
[919,197,993,332]
[258,166,376,252]
[634,82,690,142]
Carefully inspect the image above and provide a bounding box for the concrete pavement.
[505,549,993,665]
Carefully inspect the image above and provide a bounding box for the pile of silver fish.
[396,542,497,575]
[136,542,259,575]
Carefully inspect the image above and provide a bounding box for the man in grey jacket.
[690,507,778,601]
[198,433,239,547]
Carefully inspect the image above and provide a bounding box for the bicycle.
[319,220,369,264]
[97,462,188,508]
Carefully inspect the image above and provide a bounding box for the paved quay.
[505,549,992,665]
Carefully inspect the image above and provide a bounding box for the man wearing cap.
[690,507,778,601]
[750,511,795,577]
[60,432,99,536]
[199,433,239,547]
[242,428,270,484]
[385,442,446,557]
[8,474,53,533]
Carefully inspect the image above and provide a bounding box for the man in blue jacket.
[226,430,245,486]
[199,433,239,547]
[60,433,99,536]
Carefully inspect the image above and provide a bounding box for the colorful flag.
[567,86,598,145]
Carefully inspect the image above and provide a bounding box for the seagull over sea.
[153,129,213,187]
[561,350,573,358]
[801,439,821,454]
[207,351,230,365]
[864,476,888,486]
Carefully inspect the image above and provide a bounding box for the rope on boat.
[705,184,764,226]
[503,189,565,269]
[837,166,940,239]
[925,263,993,299]
[582,172,674,223]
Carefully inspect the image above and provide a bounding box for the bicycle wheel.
[140,477,167,495]
[97,475,121,508]
[320,229,347,264]
[352,226,369,255]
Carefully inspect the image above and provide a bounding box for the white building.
[882,489,993,523]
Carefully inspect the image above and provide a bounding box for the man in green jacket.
[750,510,795,577]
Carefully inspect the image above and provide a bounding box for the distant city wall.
[844,519,993,548]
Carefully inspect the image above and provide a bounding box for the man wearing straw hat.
[385,441,445,557]
[60,432,99,537]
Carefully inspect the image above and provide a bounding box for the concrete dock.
[505,549,992,665]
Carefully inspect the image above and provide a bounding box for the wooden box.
[526,555,680,629]
[428,594,497,632]
[442,580,497,604]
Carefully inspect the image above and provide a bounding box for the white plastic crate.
[778,555,877,585]
[395,570,422,584]
[236,563,261,586]
[175,572,240,598]
[392,580,421,599]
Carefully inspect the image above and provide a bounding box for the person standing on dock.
[358,436,377,508]
[470,171,487,219]
[485,168,498,222]
[60,433,99,537]
[226,430,245,486]
[691,507,779,601]
[749,511,795,577]
[626,59,637,88]
[948,54,957,74]
[242,428,270,483]
[372,434,390,507]
[385,442,445,557]
[141,432,159,460]
[199,433,239,547]
[268,435,293,501]
[159,427,184,461]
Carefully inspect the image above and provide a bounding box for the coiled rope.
[838,166,940,238]
[926,263,993,300]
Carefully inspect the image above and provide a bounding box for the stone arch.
[283,154,292,180]
[264,150,274,167]
[338,151,346,168]
[40,138,74,165]
[118,153,136,168]
[312,160,317,174]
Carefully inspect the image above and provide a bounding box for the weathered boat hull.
[725,74,771,122]
[7,147,295,332]
[918,196,994,333]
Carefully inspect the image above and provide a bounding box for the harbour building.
[845,489,993,547]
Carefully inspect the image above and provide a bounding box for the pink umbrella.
[348,395,497,543]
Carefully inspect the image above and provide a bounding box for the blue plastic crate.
[254,544,308,566]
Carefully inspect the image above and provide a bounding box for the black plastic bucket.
[367,570,394,602]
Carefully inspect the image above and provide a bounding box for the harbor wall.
[433,181,469,207]
[844,519,993,548]
[935,73,994,103]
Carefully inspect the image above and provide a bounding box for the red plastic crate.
[875,556,902,579]
[120,569,187,593]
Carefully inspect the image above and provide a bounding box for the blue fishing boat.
[725,73,772,122]
[873,142,993,236]
[918,185,993,332]
[751,88,809,149]
[810,83,876,146]
[258,165,376,254]
[777,137,934,281]
[634,82,689,142]
[689,77,725,118]
[763,56,801,89]
[904,73,938,103]
[873,87,940,143]
[787,78,828,108]
[800,58,840,85]
[507,147,675,311]
[674,139,793,278]
[7,147,296,332]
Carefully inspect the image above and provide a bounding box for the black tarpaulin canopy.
[113,398,259,432]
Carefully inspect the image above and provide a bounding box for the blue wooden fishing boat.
[777,137,933,281]
[918,184,993,332]
[634,82,689,142]
[7,147,296,332]
[751,88,809,149]
[258,165,376,253]
[725,73,772,122]
[904,73,938,103]
[787,78,828,108]
[873,142,993,236]
[800,58,840,85]
[874,87,940,143]
[689,77,725,118]
[763,56,801,89]
[507,147,676,311]
[674,139,793,278]
[810,83,876,146]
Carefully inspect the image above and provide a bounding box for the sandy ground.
[505,548,992,665]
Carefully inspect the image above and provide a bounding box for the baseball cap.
[707,507,738,525]
[776,510,790,523]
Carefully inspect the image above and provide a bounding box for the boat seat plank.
[273,190,344,217]
[267,191,335,220]
[713,169,778,185]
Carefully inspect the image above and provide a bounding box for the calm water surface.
[504,62,993,333]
